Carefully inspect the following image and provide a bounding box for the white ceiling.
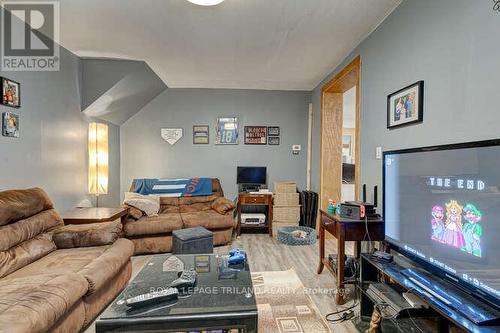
[59,0,401,90]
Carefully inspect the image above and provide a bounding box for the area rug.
[251,269,330,333]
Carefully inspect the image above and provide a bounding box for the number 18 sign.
[216,117,239,145]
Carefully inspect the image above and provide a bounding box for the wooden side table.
[317,209,384,304]
[61,207,129,225]
[237,193,273,236]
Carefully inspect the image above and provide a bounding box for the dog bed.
[277,226,316,246]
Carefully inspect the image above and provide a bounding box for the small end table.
[61,207,129,225]
[317,209,384,304]
[237,192,273,236]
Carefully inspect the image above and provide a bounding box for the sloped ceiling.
[60,0,401,91]
[81,59,166,125]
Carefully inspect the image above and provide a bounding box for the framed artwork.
[193,125,209,144]
[2,112,19,137]
[1,77,20,108]
[244,126,267,145]
[268,136,280,145]
[216,117,238,145]
[160,128,183,145]
[268,126,280,136]
[387,81,423,129]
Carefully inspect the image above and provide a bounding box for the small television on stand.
[383,139,500,325]
[237,166,267,192]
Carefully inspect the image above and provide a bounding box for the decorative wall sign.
[193,125,209,144]
[244,126,267,145]
[268,126,280,136]
[387,81,424,129]
[2,112,19,137]
[161,128,183,145]
[1,77,20,108]
[216,117,238,145]
[268,136,280,145]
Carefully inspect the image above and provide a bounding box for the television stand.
[236,192,273,237]
[360,253,500,332]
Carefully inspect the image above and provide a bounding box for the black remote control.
[371,251,393,262]
[171,269,197,290]
[125,287,178,308]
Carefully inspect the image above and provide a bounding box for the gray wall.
[121,89,311,200]
[311,0,500,205]
[0,35,121,210]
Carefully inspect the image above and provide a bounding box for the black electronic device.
[370,250,393,263]
[170,270,197,291]
[339,184,378,219]
[401,268,500,325]
[384,138,500,314]
[125,288,178,308]
[237,166,266,192]
[366,283,418,318]
[328,254,359,280]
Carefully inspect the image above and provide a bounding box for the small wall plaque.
[161,128,183,145]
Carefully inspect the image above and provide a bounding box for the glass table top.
[99,254,257,320]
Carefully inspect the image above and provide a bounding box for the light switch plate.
[376,146,382,159]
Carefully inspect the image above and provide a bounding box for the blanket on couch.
[133,178,213,197]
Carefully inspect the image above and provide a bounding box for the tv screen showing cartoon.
[384,141,500,304]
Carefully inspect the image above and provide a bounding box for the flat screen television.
[384,139,500,309]
[237,166,266,185]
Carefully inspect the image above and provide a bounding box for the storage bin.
[273,193,299,206]
[273,181,297,193]
[273,205,300,222]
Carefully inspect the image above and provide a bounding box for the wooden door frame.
[319,56,361,225]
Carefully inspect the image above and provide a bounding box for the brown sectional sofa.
[0,188,134,333]
[124,178,235,254]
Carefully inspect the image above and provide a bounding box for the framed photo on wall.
[268,136,280,145]
[387,80,423,129]
[267,126,280,136]
[244,126,267,145]
[216,117,239,144]
[1,77,20,108]
[2,112,19,137]
[193,125,209,144]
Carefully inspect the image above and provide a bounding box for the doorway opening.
[319,56,361,226]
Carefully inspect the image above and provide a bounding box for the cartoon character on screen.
[442,200,465,248]
[461,204,483,257]
[431,205,445,243]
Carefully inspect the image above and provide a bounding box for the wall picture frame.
[216,117,239,145]
[244,126,267,145]
[193,125,209,144]
[2,112,19,137]
[267,126,280,136]
[268,136,280,145]
[1,77,20,108]
[387,80,424,129]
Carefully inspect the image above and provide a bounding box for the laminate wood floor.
[86,234,359,333]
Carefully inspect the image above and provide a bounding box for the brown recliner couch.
[0,188,134,333]
[124,178,235,254]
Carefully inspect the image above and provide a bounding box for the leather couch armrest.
[52,221,123,249]
[211,197,235,215]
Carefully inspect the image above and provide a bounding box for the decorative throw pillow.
[123,192,160,217]
[211,197,235,215]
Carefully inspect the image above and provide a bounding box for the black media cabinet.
[359,253,500,332]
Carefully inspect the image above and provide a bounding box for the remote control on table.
[171,269,197,290]
[125,287,178,308]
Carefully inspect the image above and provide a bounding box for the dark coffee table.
[96,254,258,333]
